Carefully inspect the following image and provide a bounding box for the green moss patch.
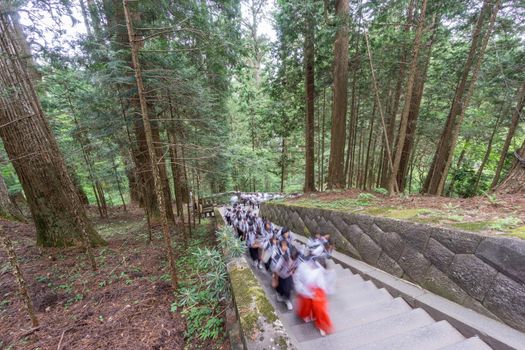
[229,264,277,339]
[505,226,525,240]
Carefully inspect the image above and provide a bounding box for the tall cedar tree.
[388,0,427,193]
[491,80,525,189]
[423,0,500,195]
[304,2,316,192]
[122,0,178,290]
[327,0,350,189]
[106,0,175,222]
[0,10,104,247]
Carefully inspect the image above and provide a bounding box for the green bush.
[172,227,231,343]
[216,226,245,260]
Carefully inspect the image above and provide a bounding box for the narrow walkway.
[220,208,494,349]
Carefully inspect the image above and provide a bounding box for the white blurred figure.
[294,257,334,336]
[230,194,238,206]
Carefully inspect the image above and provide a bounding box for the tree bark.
[473,114,501,194]
[280,137,286,193]
[388,0,427,193]
[364,100,377,190]
[320,88,327,191]
[303,3,316,193]
[495,138,525,194]
[152,123,175,223]
[327,0,350,189]
[396,19,437,192]
[123,0,178,290]
[423,0,499,195]
[380,0,416,188]
[490,80,525,189]
[0,11,104,247]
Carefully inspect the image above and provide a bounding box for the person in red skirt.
[294,257,333,336]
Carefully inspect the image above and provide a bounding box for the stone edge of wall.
[260,202,525,350]
[215,208,297,350]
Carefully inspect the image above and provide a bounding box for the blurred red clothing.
[297,287,333,334]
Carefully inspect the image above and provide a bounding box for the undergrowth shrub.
[171,223,230,344]
[216,225,245,260]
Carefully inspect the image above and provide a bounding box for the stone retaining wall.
[260,202,525,333]
[215,208,296,350]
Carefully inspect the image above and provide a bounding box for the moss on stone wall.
[229,264,277,340]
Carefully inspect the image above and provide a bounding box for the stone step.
[329,291,391,315]
[290,297,412,342]
[334,266,360,279]
[298,308,435,350]
[437,337,493,350]
[351,320,465,350]
[329,296,412,330]
[330,282,387,305]
[334,275,373,291]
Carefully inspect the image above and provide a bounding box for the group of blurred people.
[224,203,336,336]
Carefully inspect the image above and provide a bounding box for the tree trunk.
[388,0,427,193]
[112,157,127,211]
[280,137,286,193]
[327,0,350,189]
[303,4,316,193]
[495,138,525,194]
[446,140,469,196]
[69,169,89,206]
[423,0,499,195]
[396,20,437,191]
[379,0,416,189]
[320,88,327,191]
[166,96,189,213]
[0,12,104,247]
[152,123,175,224]
[0,226,38,327]
[364,32,397,193]
[364,100,377,190]
[490,80,525,189]
[473,114,502,194]
[123,0,178,290]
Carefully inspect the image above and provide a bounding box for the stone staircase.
[250,256,494,350]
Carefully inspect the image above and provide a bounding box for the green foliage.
[488,217,522,231]
[216,226,245,260]
[373,188,388,195]
[172,223,229,343]
[356,193,376,206]
[0,299,10,310]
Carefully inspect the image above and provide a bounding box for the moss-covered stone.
[227,259,292,349]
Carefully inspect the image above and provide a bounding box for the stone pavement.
[220,207,495,349]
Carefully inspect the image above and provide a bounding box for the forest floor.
[0,206,230,350]
[282,190,525,239]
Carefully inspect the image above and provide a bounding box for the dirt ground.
[0,206,228,350]
[285,190,525,237]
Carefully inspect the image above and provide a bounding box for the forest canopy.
[0,0,524,239]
